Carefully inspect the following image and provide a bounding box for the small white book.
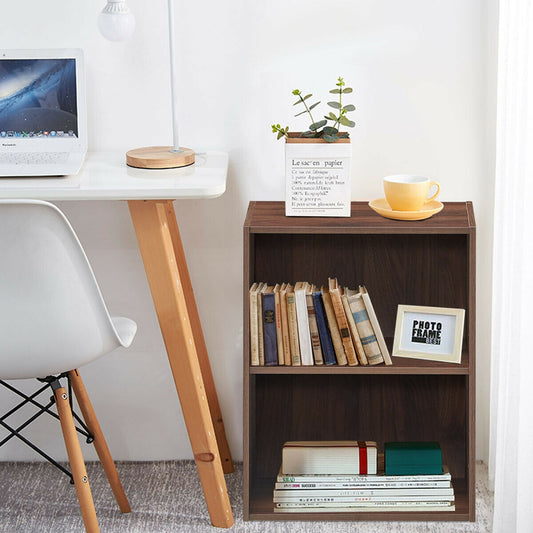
[282,441,378,475]
[294,282,314,366]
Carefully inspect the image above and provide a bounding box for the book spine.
[321,289,347,365]
[313,292,337,366]
[275,480,451,489]
[249,283,260,366]
[341,293,368,365]
[329,283,358,366]
[359,286,392,365]
[273,285,285,365]
[257,286,265,365]
[347,293,384,365]
[275,501,454,509]
[262,292,278,366]
[286,290,301,365]
[277,472,451,483]
[273,494,455,503]
[279,286,292,366]
[294,283,314,366]
[273,487,454,497]
[306,292,324,365]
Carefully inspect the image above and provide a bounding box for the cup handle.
[427,182,440,203]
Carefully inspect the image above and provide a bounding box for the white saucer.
[369,199,444,221]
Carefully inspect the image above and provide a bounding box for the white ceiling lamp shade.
[97,0,194,169]
[98,0,136,42]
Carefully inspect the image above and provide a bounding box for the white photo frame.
[392,305,465,364]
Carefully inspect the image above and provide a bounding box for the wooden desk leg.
[163,201,234,474]
[128,199,234,529]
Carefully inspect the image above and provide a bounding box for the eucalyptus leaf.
[323,134,338,143]
[277,131,284,140]
[294,109,308,117]
[309,102,320,110]
[342,87,353,93]
[338,132,350,138]
[293,100,304,106]
[301,131,315,137]
[303,94,312,101]
[328,101,341,109]
[309,119,327,131]
[326,112,338,120]
[323,126,339,135]
[343,104,355,112]
[339,116,355,127]
[329,89,340,94]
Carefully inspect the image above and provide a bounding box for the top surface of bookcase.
[244,201,475,234]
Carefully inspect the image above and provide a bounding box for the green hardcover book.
[385,442,443,475]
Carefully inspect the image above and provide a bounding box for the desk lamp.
[98,0,195,169]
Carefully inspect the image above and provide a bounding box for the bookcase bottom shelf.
[247,478,471,522]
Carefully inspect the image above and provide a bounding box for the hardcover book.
[346,288,384,366]
[261,286,278,366]
[306,285,324,365]
[321,286,348,365]
[328,278,358,366]
[279,282,292,365]
[249,282,264,366]
[341,291,368,365]
[313,291,337,366]
[294,281,314,366]
[359,286,392,365]
[273,284,285,365]
[282,441,378,475]
[286,284,301,366]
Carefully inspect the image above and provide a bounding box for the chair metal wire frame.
[0,372,95,483]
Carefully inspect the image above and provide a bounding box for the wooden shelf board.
[250,350,470,376]
[244,201,476,235]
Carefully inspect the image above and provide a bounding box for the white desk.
[0,152,234,528]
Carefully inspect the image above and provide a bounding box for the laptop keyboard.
[0,152,70,165]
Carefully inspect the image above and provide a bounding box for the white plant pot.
[285,133,352,217]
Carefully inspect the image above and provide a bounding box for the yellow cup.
[383,175,440,211]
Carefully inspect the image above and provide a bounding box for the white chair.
[0,199,137,533]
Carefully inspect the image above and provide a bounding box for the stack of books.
[274,441,455,513]
[249,278,392,367]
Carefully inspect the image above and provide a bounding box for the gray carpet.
[0,461,493,532]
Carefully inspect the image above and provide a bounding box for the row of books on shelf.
[274,441,454,513]
[249,278,392,366]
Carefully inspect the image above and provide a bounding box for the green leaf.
[326,112,338,121]
[342,87,353,93]
[323,134,338,143]
[294,109,308,117]
[339,116,355,128]
[328,101,341,109]
[323,126,339,135]
[329,89,340,94]
[337,132,350,138]
[309,119,327,131]
[293,99,304,106]
[309,101,320,110]
[292,89,301,95]
[343,104,355,112]
[303,94,312,101]
[301,130,315,137]
[277,131,284,140]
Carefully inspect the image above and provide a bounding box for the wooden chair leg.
[53,385,99,533]
[69,369,131,514]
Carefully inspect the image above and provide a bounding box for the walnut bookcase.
[243,201,475,522]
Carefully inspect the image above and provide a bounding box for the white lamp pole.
[99,0,195,168]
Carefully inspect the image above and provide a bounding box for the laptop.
[0,49,87,177]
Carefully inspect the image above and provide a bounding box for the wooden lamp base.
[126,146,195,169]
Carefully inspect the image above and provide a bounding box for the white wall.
[0,0,496,463]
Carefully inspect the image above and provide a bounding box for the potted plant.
[272,77,354,217]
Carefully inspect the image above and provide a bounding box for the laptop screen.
[0,58,78,139]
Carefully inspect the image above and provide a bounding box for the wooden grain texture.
[242,201,476,523]
[129,200,233,528]
[126,146,195,169]
[69,370,130,514]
